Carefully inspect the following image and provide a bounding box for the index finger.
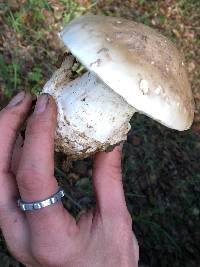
[16,94,76,238]
[17,94,58,202]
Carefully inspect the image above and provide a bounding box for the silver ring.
[17,188,65,211]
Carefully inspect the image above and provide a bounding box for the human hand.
[0,92,139,267]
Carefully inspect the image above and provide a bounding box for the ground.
[0,0,200,266]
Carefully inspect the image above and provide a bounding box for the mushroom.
[43,15,194,160]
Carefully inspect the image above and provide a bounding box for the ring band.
[17,188,65,211]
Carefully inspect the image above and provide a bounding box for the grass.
[0,0,200,266]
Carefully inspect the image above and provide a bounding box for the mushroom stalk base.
[43,57,136,160]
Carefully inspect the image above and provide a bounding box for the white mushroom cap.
[60,15,194,130]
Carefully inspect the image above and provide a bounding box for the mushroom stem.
[43,57,136,160]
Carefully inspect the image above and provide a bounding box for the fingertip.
[113,143,123,154]
[6,91,32,111]
[34,94,57,119]
[0,92,32,124]
[25,95,57,142]
[0,92,32,173]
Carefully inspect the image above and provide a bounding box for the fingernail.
[34,94,49,113]
[8,91,26,107]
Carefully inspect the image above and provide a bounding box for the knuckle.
[17,169,44,194]
[111,211,133,235]
[114,208,132,226]
[26,116,52,137]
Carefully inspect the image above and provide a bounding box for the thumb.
[92,145,127,216]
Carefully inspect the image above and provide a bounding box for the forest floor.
[0,1,200,266]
